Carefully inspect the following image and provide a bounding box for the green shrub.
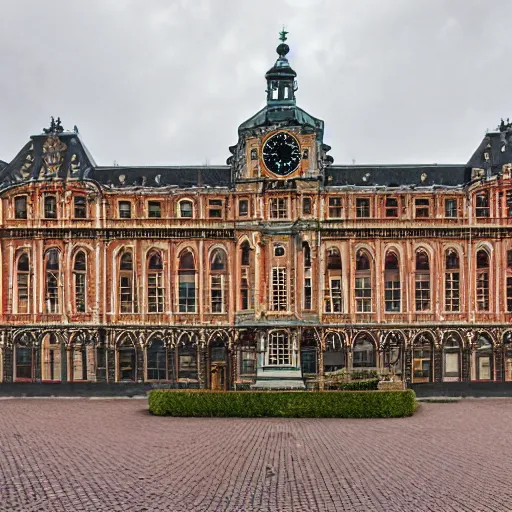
[148,389,416,418]
[350,370,380,380]
[329,378,379,391]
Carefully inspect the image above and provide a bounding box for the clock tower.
[227,30,333,181]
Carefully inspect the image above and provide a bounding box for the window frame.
[148,200,162,219]
[73,195,87,219]
[178,199,194,219]
[356,197,370,218]
[43,194,58,219]
[118,201,132,219]
[14,195,28,220]
[328,196,343,219]
[269,197,288,219]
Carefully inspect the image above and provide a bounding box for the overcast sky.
[0,0,510,167]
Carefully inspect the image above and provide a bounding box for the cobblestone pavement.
[1,399,512,512]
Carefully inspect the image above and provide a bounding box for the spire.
[265,27,297,108]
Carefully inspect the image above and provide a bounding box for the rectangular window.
[476,272,489,311]
[507,191,512,217]
[415,273,430,311]
[328,197,342,218]
[304,275,312,310]
[507,277,512,313]
[179,281,196,313]
[147,348,166,380]
[120,276,133,313]
[444,352,459,376]
[74,273,86,313]
[356,198,370,218]
[269,198,288,219]
[148,273,164,313]
[45,272,59,313]
[148,201,161,218]
[241,351,256,374]
[415,198,430,218]
[17,273,29,313]
[302,197,312,215]
[272,267,287,311]
[74,196,87,219]
[445,272,460,312]
[238,199,249,217]
[445,198,458,218]
[119,201,131,219]
[325,278,342,313]
[14,196,27,219]
[268,332,291,365]
[16,347,33,380]
[44,195,57,219]
[208,199,223,218]
[475,193,489,218]
[413,348,431,381]
[385,197,398,218]
[385,279,401,312]
[355,277,372,312]
[210,275,224,313]
[241,268,250,310]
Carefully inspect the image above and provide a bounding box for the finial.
[279,26,288,42]
[276,26,290,58]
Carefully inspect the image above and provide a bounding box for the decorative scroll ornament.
[41,136,67,177]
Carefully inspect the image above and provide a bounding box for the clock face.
[262,132,301,176]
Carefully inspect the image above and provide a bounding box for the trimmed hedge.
[329,378,380,391]
[148,389,417,418]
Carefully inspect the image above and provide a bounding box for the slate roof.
[466,129,512,173]
[326,164,470,188]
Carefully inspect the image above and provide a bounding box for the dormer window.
[14,196,27,219]
[179,200,193,218]
[44,195,57,219]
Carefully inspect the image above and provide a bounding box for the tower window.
[14,196,28,219]
[238,199,249,217]
[269,198,288,219]
[44,195,57,219]
[302,197,312,215]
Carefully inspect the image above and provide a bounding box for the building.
[1,32,512,391]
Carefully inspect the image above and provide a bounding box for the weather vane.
[279,26,288,42]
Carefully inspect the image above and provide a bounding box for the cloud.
[1,0,511,166]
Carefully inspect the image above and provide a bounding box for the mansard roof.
[467,128,512,173]
[326,164,470,188]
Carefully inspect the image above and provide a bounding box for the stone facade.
[1,36,512,390]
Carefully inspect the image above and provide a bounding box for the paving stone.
[0,399,511,511]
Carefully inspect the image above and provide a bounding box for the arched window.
[178,336,198,381]
[353,336,376,368]
[73,251,87,313]
[507,250,512,313]
[325,247,342,313]
[45,249,60,314]
[383,333,403,374]
[179,200,193,218]
[355,251,372,312]
[118,339,136,381]
[210,249,227,313]
[70,338,88,381]
[147,251,164,313]
[267,331,291,366]
[240,242,252,310]
[147,339,167,380]
[413,334,433,383]
[119,252,137,313]
[300,333,317,375]
[16,253,30,314]
[415,251,430,311]
[475,335,493,380]
[323,332,345,373]
[42,333,61,381]
[476,250,490,311]
[384,252,400,312]
[445,250,460,312]
[443,335,461,380]
[179,251,196,313]
[303,242,312,310]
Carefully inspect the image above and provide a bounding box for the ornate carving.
[40,136,67,177]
